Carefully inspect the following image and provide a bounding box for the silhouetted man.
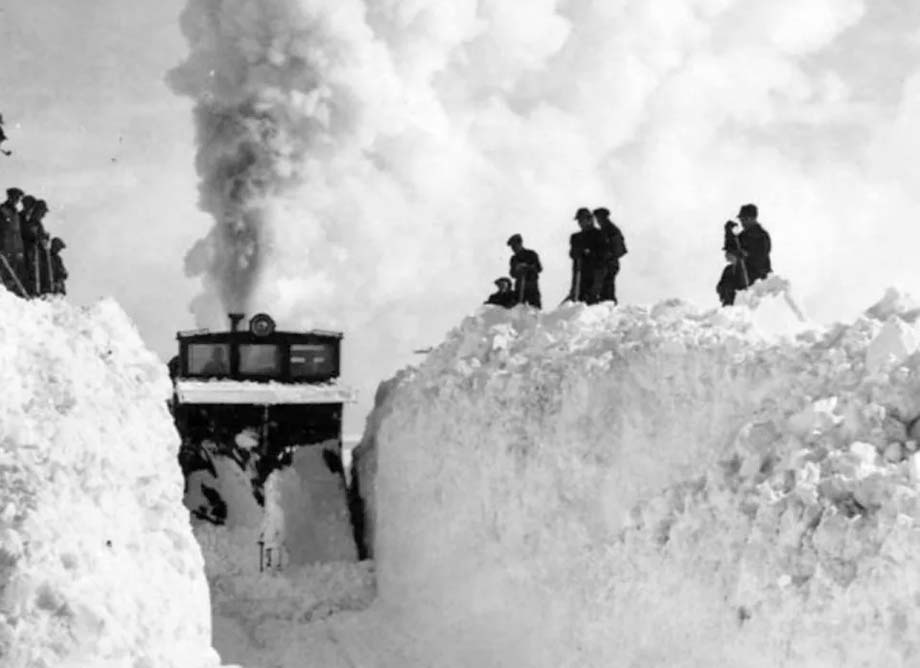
[22,199,49,296]
[725,203,771,284]
[716,246,749,306]
[49,237,68,295]
[0,188,25,293]
[19,194,36,220]
[485,277,516,308]
[506,233,542,308]
[568,207,605,303]
[593,207,627,304]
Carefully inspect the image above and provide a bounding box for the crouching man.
[485,277,516,308]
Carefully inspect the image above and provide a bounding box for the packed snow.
[6,278,920,667]
[351,277,920,666]
[0,291,223,668]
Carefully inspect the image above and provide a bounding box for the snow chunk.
[866,316,920,372]
[733,274,810,338]
[865,287,920,323]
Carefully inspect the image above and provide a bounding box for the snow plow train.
[169,313,359,563]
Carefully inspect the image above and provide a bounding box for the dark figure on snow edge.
[0,189,68,299]
[718,203,772,306]
[594,207,627,304]
[507,233,542,309]
[568,207,626,304]
[485,277,517,309]
[0,187,25,294]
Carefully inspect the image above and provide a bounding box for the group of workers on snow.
[485,203,772,310]
[0,187,68,298]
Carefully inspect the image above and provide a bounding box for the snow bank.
[0,291,222,668]
[357,282,920,667]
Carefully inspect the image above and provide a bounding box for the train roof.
[177,328,343,341]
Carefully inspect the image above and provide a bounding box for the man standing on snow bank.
[716,246,749,306]
[485,277,517,308]
[21,199,49,296]
[0,187,25,292]
[725,203,772,284]
[507,233,542,308]
[49,237,68,295]
[568,207,605,303]
[593,207,627,304]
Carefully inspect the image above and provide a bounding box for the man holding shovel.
[567,207,605,304]
[507,233,543,308]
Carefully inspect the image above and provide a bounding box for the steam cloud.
[170,0,920,431]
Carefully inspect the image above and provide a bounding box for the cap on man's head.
[506,233,522,246]
[50,237,66,251]
[494,276,512,287]
[34,199,48,212]
[738,203,758,219]
[593,207,610,219]
[6,187,23,199]
[21,195,35,205]
[574,207,592,220]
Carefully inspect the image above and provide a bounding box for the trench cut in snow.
[0,291,223,668]
[354,281,920,667]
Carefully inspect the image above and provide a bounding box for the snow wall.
[358,279,920,667]
[0,291,223,668]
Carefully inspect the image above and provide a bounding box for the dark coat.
[717,262,749,306]
[20,217,46,295]
[50,251,67,294]
[738,223,771,281]
[509,248,542,308]
[0,202,22,256]
[598,220,627,266]
[597,220,626,303]
[21,216,44,248]
[569,228,606,303]
[485,289,516,309]
[569,227,606,266]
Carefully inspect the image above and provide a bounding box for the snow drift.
[355,279,920,667]
[0,291,222,668]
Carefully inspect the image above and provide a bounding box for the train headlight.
[249,313,276,337]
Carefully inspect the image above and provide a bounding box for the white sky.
[3,0,920,432]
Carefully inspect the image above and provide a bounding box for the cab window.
[239,344,281,376]
[290,343,335,378]
[187,343,231,377]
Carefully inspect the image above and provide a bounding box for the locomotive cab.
[171,312,357,556]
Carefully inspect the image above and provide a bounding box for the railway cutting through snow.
[5,279,920,666]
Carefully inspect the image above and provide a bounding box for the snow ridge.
[0,292,222,668]
[360,286,920,667]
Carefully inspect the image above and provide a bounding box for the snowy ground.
[6,279,920,667]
